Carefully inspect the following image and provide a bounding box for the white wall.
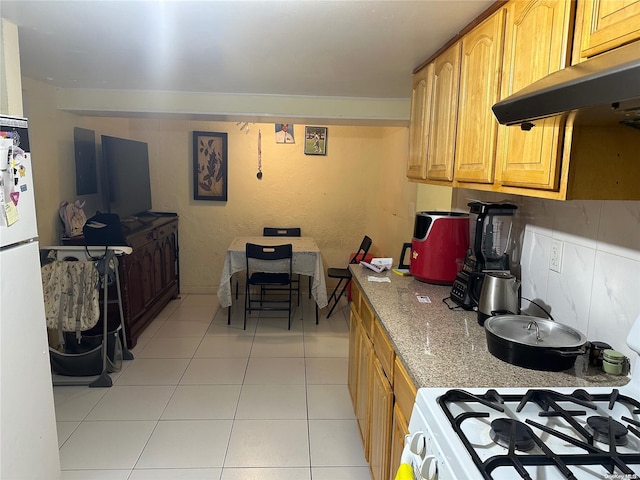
[454,189,640,373]
[19,81,424,296]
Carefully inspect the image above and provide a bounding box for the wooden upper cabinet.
[454,9,506,184]
[407,64,433,180]
[495,0,574,190]
[580,0,640,57]
[426,42,461,182]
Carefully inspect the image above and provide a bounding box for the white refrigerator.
[0,115,60,479]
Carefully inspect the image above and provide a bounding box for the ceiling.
[2,1,495,122]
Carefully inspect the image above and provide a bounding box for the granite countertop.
[349,265,630,390]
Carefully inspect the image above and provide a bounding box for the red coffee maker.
[410,212,469,285]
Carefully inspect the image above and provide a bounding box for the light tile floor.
[54,292,372,480]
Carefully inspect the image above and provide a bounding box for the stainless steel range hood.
[492,41,640,129]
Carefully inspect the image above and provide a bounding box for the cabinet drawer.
[393,358,417,422]
[126,229,156,250]
[373,319,395,384]
[157,222,178,238]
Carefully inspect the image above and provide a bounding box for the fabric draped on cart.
[41,259,100,342]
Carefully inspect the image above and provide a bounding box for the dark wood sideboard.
[63,215,180,348]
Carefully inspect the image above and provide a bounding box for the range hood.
[492,40,640,129]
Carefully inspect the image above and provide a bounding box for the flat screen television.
[101,135,152,221]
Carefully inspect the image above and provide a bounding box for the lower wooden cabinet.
[389,402,410,480]
[355,318,373,456]
[348,281,417,480]
[119,216,179,348]
[390,358,419,476]
[370,357,394,480]
[348,305,359,405]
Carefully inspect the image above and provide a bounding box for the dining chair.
[263,227,309,304]
[326,235,372,318]
[244,242,293,330]
[233,227,303,302]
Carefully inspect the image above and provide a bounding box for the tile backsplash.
[454,189,640,373]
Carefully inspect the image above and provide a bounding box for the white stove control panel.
[405,407,456,480]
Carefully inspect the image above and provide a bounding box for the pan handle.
[547,347,587,357]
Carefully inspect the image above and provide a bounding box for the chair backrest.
[263,227,301,237]
[246,242,293,266]
[246,243,293,280]
[348,235,372,264]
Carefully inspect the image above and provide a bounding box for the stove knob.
[419,454,437,480]
[409,432,426,456]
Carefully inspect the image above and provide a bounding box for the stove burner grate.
[586,416,629,446]
[438,388,640,479]
[490,418,536,451]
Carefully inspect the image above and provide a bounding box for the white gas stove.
[404,315,640,480]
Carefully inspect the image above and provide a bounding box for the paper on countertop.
[368,275,391,283]
[361,261,385,273]
[371,257,393,269]
[361,257,394,273]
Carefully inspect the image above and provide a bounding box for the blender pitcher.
[450,202,517,310]
[469,202,517,271]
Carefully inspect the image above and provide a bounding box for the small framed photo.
[275,123,295,143]
[193,131,228,201]
[304,126,327,155]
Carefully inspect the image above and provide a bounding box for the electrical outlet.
[550,239,563,273]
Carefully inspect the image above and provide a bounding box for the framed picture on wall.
[275,123,295,143]
[304,126,327,155]
[193,131,228,201]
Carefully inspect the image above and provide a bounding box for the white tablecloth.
[217,236,328,309]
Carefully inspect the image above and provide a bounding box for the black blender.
[450,202,517,310]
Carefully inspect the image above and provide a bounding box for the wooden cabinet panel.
[407,64,434,180]
[351,280,362,315]
[454,9,505,184]
[161,232,177,289]
[117,217,179,348]
[496,0,573,190]
[369,358,393,480]
[348,305,360,406]
[356,321,373,459]
[426,42,461,182]
[581,0,640,57]
[389,402,409,480]
[360,296,375,339]
[373,319,395,385]
[393,358,417,423]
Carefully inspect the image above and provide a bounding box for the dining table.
[217,236,329,314]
